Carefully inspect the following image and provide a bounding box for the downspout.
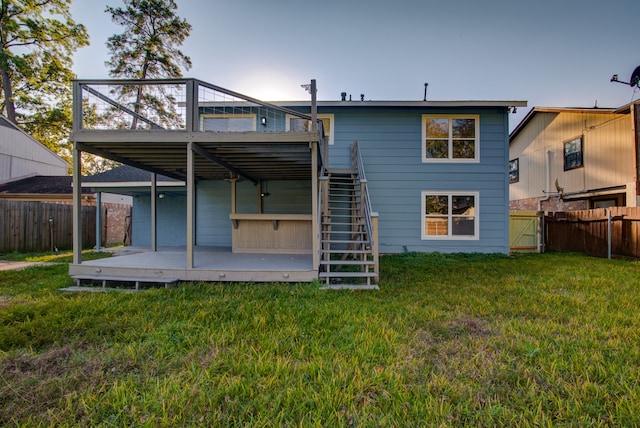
[538,150,552,253]
[537,150,553,212]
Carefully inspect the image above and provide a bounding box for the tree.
[105,0,191,129]
[0,0,88,154]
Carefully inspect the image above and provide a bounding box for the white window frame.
[421,191,479,240]
[286,114,335,145]
[201,113,256,132]
[421,114,480,163]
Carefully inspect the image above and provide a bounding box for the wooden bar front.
[230,213,313,254]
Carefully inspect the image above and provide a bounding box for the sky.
[70,0,640,131]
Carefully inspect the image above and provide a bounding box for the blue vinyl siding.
[196,180,232,246]
[132,193,187,247]
[321,106,510,254]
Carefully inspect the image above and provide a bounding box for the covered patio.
[69,78,325,284]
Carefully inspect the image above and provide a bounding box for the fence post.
[607,208,612,259]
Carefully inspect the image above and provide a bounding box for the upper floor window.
[202,114,255,132]
[563,136,583,171]
[421,191,479,240]
[287,114,334,145]
[422,115,479,162]
[509,158,519,183]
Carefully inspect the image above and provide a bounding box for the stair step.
[325,214,357,218]
[319,271,378,278]
[322,222,362,226]
[320,260,374,265]
[320,284,380,290]
[321,230,367,235]
[321,249,371,254]
[72,275,178,290]
[321,239,368,244]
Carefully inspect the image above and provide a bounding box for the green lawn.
[1,252,639,426]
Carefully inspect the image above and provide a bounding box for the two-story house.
[509,102,640,211]
[68,79,525,288]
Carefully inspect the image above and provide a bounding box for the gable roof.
[0,115,69,170]
[509,106,620,142]
[83,164,181,184]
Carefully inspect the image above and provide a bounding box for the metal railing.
[73,78,315,133]
[351,141,374,245]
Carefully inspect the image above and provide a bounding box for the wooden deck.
[68,246,316,283]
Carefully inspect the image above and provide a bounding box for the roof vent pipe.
[341,92,347,101]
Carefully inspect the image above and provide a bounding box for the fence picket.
[0,200,96,253]
[545,207,640,259]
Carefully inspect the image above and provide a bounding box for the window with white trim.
[422,115,479,162]
[421,191,479,240]
[201,114,256,132]
[286,114,334,145]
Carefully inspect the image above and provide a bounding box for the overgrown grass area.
[1,252,639,426]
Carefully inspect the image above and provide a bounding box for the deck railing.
[351,141,379,275]
[73,78,316,133]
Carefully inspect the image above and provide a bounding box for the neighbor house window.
[421,191,479,240]
[287,114,334,145]
[509,158,519,183]
[202,114,255,132]
[422,115,479,162]
[563,136,583,171]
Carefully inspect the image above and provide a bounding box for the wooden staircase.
[319,169,378,289]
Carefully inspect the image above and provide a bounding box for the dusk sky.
[70,0,640,130]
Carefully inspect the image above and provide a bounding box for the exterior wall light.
[261,116,267,126]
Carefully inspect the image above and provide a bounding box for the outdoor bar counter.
[229,213,313,254]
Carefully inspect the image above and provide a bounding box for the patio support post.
[151,172,157,252]
[311,141,319,271]
[72,143,82,264]
[230,178,237,214]
[186,143,195,269]
[95,192,102,251]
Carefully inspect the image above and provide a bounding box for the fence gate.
[509,211,540,253]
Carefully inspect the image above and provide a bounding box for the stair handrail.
[351,141,373,246]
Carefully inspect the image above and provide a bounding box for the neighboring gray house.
[0,115,68,183]
[68,79,525,288]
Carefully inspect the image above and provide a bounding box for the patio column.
[95,192,102,251]
[72,143,82,264]
[186,143,195,269]
[151,172,157,251]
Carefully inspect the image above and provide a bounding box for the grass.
[1,252,640,426]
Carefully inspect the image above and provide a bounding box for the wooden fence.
[544,207,640,259]
[0,200,96,253]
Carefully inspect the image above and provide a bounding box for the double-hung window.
[422,115,479,162]
[563,136,583,171]
[421,191,479,240]
[509,158,519,183]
